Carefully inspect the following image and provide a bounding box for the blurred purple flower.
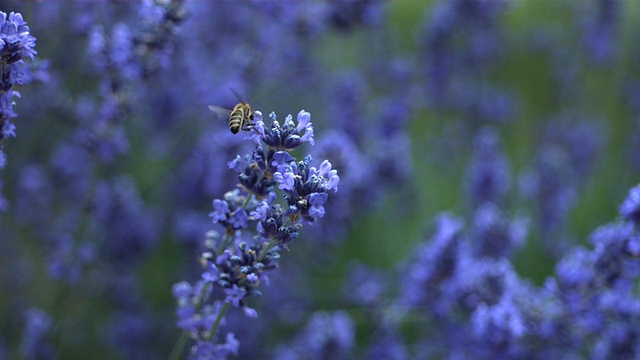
[581,0,619,65]
[466,126,511,208]
[274,311,355,360]
[620,184,640,227]
[20,308,54,360]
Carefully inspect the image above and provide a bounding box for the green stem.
[218,233,232,258]
[170,191,254,356]
[206,302,231,342]
[242,192,254,209]
[26,0,34,23]
[169,330,190,360]
[257,239,276,262]
[169,281,212,359]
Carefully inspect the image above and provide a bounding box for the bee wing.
[208,105,232,115]
[208,105,233,121]
[208,105,233,127]
[229,88,247,104]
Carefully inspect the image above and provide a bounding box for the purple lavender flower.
[271,151,295,174]
[174,128,247,206]
[401,213,464,308]
[345,263,386,308]
[419,1,507,108]
[209,190,251,233]
[227,145,277,199]
[274,311,355,360]
[366,332,410,360]
[439,254,520,315]
[466,126,511,208]
[0,145,5,168]
[76,1,185,163]
[47,234,96,284]
[0,10,37,211]
[0,179,6,212]
[192,333,239,360]
[620,184,640,227]
[134,0,186,78]
[275,156,339,224]
[173,210,216,248]
[326,72,369,143]
[581,0,619,65]
[308,192,328,218]
[274,170,296,191]
[519,118,602,252]
[533,186,640,358]
[224,284,246,307]
[325,0,386,30]
[173,279,216,332]
[470,203,527,259]
[0,12,37,64]
[467,298,527,359]
[249,201,269,222]
[93,176,158,262]
[20,308,54,360]
[210,199,230,224]
[590,222,636,285]
[14,164,52,225]
[257,203,302,246]
[50,142,94,202]
[106,312,158,360]
[173,109,339,357]
[202,262,219,283]
[250,110,315,150]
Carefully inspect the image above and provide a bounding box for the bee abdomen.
[229,108,244,134]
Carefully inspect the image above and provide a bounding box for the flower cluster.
[539,194,640,358]
[135,0,186,78]
[581,0,619,65]
[0,11,37,212]
[465,126,511,209]
[519,118,601,253]
[173,278,241,358]
[273,311,355,360]
[79,0,185,162]
[395,182,640,359]
[419,0,516,123]
[172,109,339,358]
[0,11,36,133]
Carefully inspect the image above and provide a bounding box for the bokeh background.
[2,0,640,359]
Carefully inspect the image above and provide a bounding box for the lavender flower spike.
[0,10,37,135]
[0,12,37,63]
[250,110,315,150]
[172,109,339,358]
[0,10,37,212]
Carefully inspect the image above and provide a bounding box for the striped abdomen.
[229,102,254,134]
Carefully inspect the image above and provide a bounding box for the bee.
[209,90,255,134]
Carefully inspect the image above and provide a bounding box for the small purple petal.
[209,199,229,223]
[224,285,246,307]
[296,110,311,132]
[243,306,258,318]
[250,201,269,221]
[309,192,328,206]
[274,171,296,191]
[202,263,219,283]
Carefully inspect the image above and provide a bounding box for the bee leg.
[240,122,255,132]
